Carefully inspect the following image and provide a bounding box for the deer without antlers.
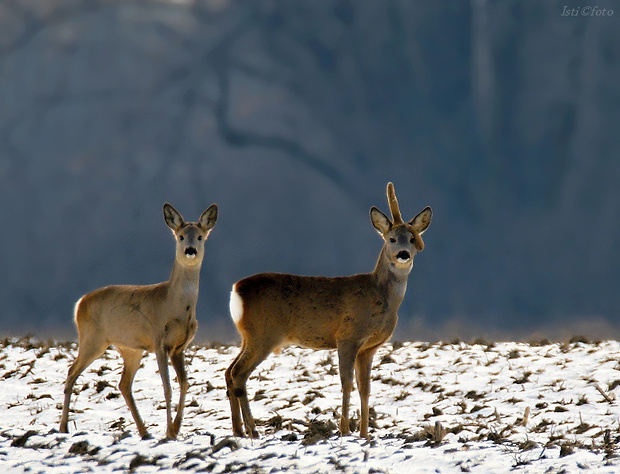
[226,182,432,438]
[59,203,218,439]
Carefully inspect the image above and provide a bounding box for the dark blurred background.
[1,0,618,343]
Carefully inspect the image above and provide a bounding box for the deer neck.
[372,246,410,308]
[168,259,202,304]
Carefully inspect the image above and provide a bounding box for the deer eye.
[179,235,184,241]
[410,237,415,243]
[389,237,396,243]
[197,235,203,241]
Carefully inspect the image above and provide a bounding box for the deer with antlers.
[59,203,218,439]
[225,183,432,438]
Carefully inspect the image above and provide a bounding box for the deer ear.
[408,206,432,235]
[163,203,184,231]
[370,207,392,235]
[199,204,218,231]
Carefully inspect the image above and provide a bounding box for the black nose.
[185,247,197,256]
[396,250,410,260]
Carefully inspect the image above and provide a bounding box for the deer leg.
[59,341,108,433]
[229,340,276,439]
[337,341,360,436]
[355,346,379,439]
[237,376,258,438]
[155,347,175,439]
[170,349,188,438]
[117,348,149,439]
[225,344,246,437]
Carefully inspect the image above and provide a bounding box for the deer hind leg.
[337,341,361,436]
[355,345,379,439]
[59,338,108,433]
[227,339,278,438]
[169,349,188,439]
[117,347,148,439]
[225,343,246,437]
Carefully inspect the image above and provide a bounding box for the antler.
[386,182,404,224]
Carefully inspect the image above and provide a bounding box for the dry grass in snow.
[1,336,620,472]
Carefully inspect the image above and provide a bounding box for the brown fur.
[226,183,432,439]
[59,203,217,439]
[234,273,396,351]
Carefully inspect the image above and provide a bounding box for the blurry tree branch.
[211,57,353,196]
[1,0,618,333]
[0,0,100,57]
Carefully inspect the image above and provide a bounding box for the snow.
[1,337,620,472]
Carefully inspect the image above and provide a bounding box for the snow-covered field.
[2,336,620,472]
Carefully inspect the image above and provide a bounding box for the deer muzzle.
[396,250,411,263]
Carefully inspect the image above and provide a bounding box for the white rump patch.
[73,295,85,321]
[229,285,244,325]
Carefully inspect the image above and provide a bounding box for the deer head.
[370,182,432,273]
[164,203,218,266]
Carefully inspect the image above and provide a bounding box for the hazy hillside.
[1,0,618,341]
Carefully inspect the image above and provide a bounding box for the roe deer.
[225,183,431,438]
[59,203,218,439]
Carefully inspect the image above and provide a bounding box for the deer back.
[232,272,399,351]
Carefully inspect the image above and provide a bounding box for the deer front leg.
[169,350,188,439]
[355,346,379,439]
[155,347,175,439]
[337,341,360,436]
